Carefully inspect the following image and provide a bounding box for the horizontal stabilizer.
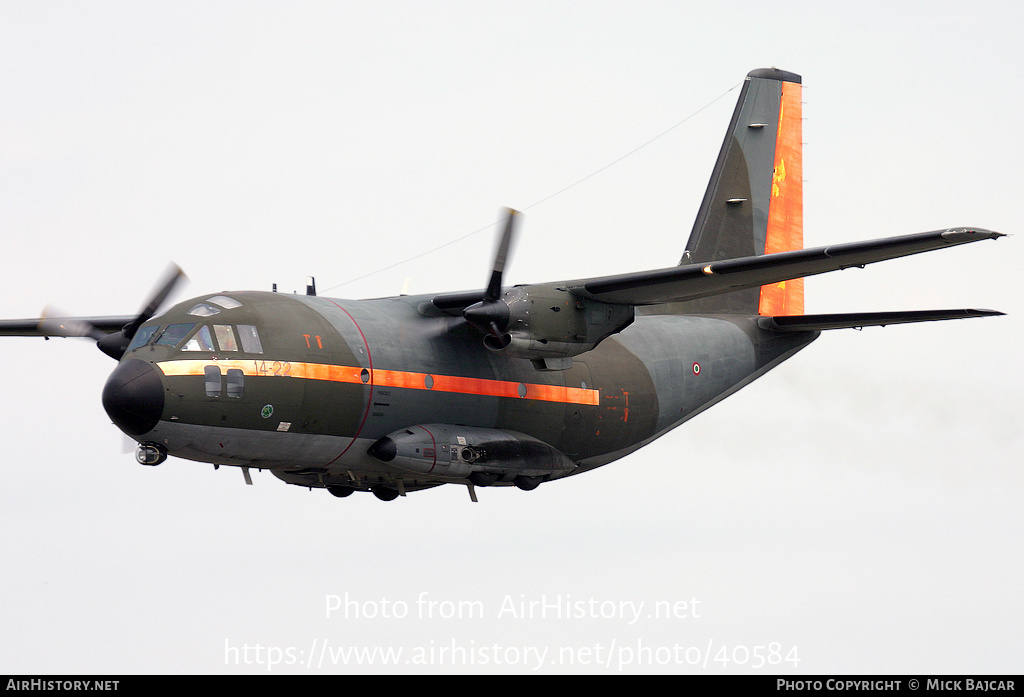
[570,228,1003,306]
[758,309,1004,332]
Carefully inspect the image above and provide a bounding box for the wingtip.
[940,227,1006,242]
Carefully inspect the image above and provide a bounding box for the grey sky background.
[1,1,1021,674]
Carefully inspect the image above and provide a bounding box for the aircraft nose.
[102,359,165,436]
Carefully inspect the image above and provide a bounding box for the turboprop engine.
[487,285,635,367]
[367,424,575,490]
[427,210,635,371]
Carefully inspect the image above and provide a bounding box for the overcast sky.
[1,0,1021,675]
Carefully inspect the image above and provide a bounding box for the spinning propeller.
[41,264,187,360]
[460,208,518,349]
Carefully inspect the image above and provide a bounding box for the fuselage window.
[187,303,221,317]
[155,323,196,347]
[127,325,160,351]
[208,295,242,309]
[204,365,222,397]
[182,325,215,352]
[226,368,244,398]
[237,324,263,354]
[214,325,238,352]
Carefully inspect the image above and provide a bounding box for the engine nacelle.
[494,285,634,367]
[368,424,575,480]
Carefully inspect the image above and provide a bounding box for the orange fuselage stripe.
[156,359,601,406]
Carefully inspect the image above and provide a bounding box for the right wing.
[0,316,133,339]
[566,227,1003,306]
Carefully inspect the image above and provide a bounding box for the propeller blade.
[123,263,187,340]
[462,209,519,344]
[38,307,108,341]
[92,263,188,360]
[420,209,519,344]
[484,208,518,302]
[6,264,188,359]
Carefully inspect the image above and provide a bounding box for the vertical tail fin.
[674,68,804,315]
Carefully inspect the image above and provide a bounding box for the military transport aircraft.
[0,68,1005,502]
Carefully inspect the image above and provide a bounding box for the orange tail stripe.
[759,79,804,316]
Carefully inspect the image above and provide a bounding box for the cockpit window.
[213,325,238,352]
[182,325,215,351]
[237,324,263,354]
[154,323,196,347]
[188,303,220,317]
[127,325,160,351]
[175,324,262,354]
[208,295,242,309]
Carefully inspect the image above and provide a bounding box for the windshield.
[126,325,160,351]
[154,323,196,347]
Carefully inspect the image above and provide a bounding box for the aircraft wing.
[566,227,1003,306]
[0,316,133,338]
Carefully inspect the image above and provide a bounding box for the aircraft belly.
[145,420,357,469]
